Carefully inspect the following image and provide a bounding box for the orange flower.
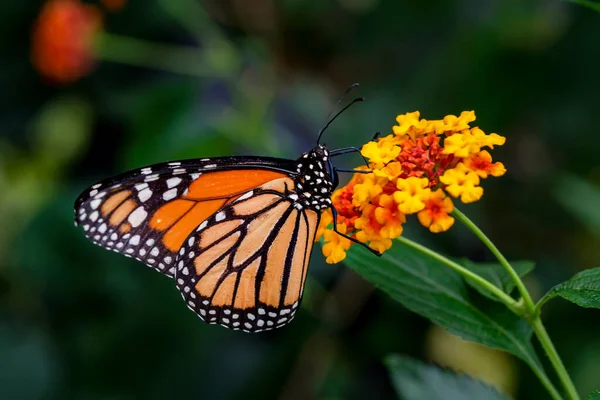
[317,110,506,263]
[322,223,352,264]
[31,0,102,84]
[463,150,506,178]
[417,190,455,233]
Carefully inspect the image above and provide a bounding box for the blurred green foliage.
[386,354,508,400]
[1,0,600,399]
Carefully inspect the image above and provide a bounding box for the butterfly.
[74,90,377,332]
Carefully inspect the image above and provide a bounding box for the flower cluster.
[318,111,506,263]
[31,0,128,84]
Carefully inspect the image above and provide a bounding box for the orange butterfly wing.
[76,145,337,332]
[174,177,320,332]
[75,160,288,277]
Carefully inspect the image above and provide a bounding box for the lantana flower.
[316,110,506,263]
[31,0,102,84]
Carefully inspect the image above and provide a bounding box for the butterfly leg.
[329,147,370,167]
[334,168,372,174]
[329,206,382,257]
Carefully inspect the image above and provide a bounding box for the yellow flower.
[393,177,431,214]
[417,189,455,233]
[322,223,352,264]
[440,163,484,203]
[471,127,506,149]
[443,127,506,159]
[373,161,403,181]
[442,132,481,158]
[393,111,423,138]
[318,109,505,263]
[443,111,476,133]
[361,139,401,168]
[352,173,384,207]
[316,209,333,241]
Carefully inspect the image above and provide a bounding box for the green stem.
[396,236,520,312]
[532,319,581,400]
[452,208,537,315]
[95,32,215,78]
[452,208,580,399]
[397,236,564,400]
[530,364,565,400]
[156,0,213,44]
[156,0,241,78]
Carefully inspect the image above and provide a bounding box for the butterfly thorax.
[292,144,335,212]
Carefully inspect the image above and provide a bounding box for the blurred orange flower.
[317,111,506,263]
[31,0,102,84]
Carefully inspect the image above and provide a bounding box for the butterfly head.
[294,144,337,211]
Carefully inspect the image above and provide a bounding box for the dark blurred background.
[1,0,599,399]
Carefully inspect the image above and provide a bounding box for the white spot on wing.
[128,207,148,228]
[215,212,226,222]
[196,221,208,231]
[90,199,102,209]
[129,235,140,246]
[138,188,152,202]
[237,191,254,201]
[166,177,182,188]
[163,188,177,201]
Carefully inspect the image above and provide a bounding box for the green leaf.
[564,0,600,13]
[461,259,535,301]
[588,390,600,400]
[538,267,600,309]
[343,240,541,369]
[385,354,508,400]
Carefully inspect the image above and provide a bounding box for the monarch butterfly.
[74,88,376,332]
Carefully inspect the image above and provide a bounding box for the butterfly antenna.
[317,97,364,144]
[324,83,359,121]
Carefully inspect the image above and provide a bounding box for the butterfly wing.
[74,156,297,277]
[173,177,319,332]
